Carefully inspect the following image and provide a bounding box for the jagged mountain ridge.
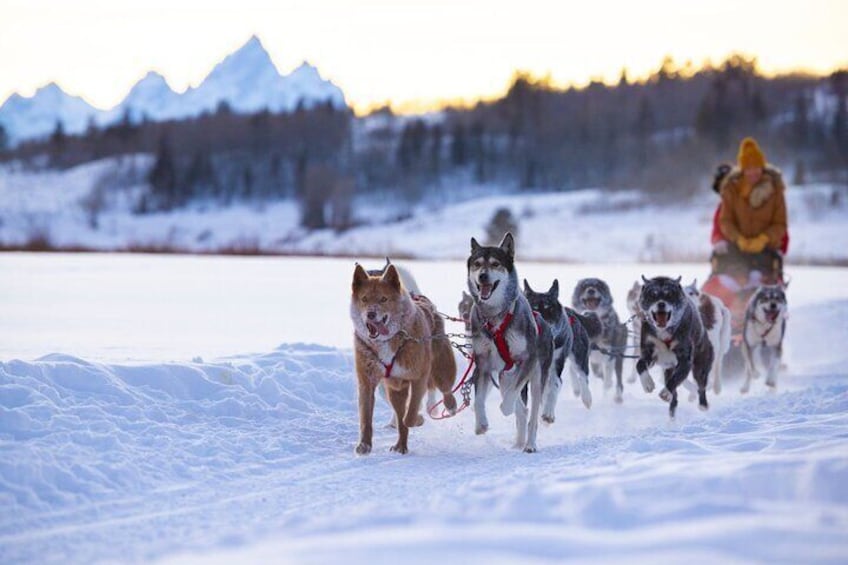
[0,36,346,144]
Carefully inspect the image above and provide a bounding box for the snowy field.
[1,157,847,264]
[1,253,848,564]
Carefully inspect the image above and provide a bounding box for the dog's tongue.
[585,297,600,309]
[366,321,390,338]
[654,311,670,328]
[765,310,779,323]
[480,283,494,300]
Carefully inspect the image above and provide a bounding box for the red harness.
[483,310,542,371]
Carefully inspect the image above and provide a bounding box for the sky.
[1,0,847,114]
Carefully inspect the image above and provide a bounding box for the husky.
[740,285,788,394]
[683,279,732,395]
[350,262,457,455]
[523,279,596,421]
[625,280,643,384]
[466,233,553,452]
[636,276,714,418]
[571,278,628,402]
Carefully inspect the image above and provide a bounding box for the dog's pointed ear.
[462,290,471,299]
[499,232,515,259]
[470,237,481,253]
[674,276,682,284]
[382,263,402,290]
[692,278,698,288]
[641,275,649,284]
[550,279,559,299]
[352,263,369,292]
[523,279,531,293]
[383,257,391,270]
[632,280,640,291]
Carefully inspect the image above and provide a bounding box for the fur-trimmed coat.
[718,165,787,250]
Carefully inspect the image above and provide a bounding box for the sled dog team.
[350,233,788,454]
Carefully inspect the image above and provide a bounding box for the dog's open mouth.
[764,309,780,323]
[583,297,600,310]
[477,280,500,301]
[366,315,389,339]
[652,310,670,328]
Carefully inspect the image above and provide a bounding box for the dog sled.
[701,247,784,376]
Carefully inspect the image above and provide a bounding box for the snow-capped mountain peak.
[0,82,99,143]
[0,35,347,144]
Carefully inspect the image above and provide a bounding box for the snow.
[0,36,346,143]
[1,253,847,563]
[1,156,846,265]
[0,83,100,143]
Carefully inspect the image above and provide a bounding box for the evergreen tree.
[148,136,178,210]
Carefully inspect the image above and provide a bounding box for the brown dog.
[350,262,457,454]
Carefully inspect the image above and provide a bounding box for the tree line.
[1,55,846,230]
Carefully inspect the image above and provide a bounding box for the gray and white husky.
[625,280,644,385]
[683,279,732,396]
[466,233,553,452]
[636,276,714,418]
[523,279,598,421]
[572,278,628,402]
[740,285,788,394]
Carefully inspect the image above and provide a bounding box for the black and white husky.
[636,276,714,418]
[523,279,597,421]
[466,233,554,452]
[683,280,732,395]
[572,278,628,402]
[740,285,788,394]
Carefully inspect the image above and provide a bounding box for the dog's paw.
[765,379,777,390]
[698,402,709,412]
[614,390,623,404]
[499,399,516,417]
[354,442,372,455]
[639,372,655,393]
[541,413,555,425]
[713,382,722,395]
[740,385,750,394]
[404,413,425,428]
[523,444,537,454]
[442,393,457,413]
[581,385,592,410]
[389,443,409,455]
[658,388,672,402]
[626,373,637,384]
[475,423,488,435]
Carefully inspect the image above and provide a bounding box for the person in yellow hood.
[718,137,788,255]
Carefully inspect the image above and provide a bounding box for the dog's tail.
[566,307,602,339]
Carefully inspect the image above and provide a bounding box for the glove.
[737,234,769,254]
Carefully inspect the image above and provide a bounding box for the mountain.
[106,71,182,123]
[0,83,100,144]
[0,36,347,145]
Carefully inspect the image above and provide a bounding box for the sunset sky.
[1,0,846,113]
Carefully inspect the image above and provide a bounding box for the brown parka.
[718,165,787,251]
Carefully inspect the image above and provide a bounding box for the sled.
[701,248,784,376]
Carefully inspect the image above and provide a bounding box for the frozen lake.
[2,252,848,363]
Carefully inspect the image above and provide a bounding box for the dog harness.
[356,335,408,380]
[483,309,542,371]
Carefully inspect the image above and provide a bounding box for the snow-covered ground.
[1,253,847,563]
[1,157,847,264]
